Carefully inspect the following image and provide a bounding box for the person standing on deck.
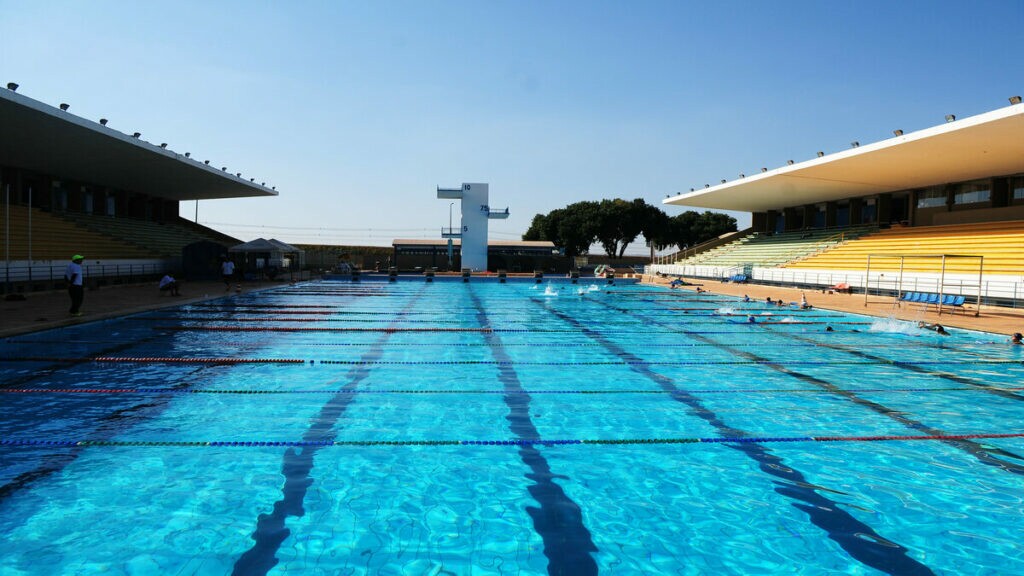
[221,256,236,291]
[65,254,85,316]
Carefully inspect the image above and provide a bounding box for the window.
[1012,177,1024,201]
[954,182,990,205]
[916,188,947,208]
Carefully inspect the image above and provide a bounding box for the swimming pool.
[1,278,1022,575]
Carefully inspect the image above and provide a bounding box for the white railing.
[645,263,1023,306]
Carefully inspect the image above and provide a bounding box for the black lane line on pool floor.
[231,287,428,576]
[751,327,1024,466]
[534,298,936,576]
[606,298,1024,478]
[0,327,205,503]
[762,329,1024,404]
[467,286,599,576]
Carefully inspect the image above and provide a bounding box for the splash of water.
[588,284,601,292]
[715,307,737,315]
[868,317,920,335]
[543,284,559,297]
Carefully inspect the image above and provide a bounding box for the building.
[1,83,277,290]
[665,100,1024,231]
[392,239,558,273]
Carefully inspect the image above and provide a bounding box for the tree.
[668,210,737,251]
[522,203,599,260]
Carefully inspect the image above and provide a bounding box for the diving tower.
[437,183,509,271]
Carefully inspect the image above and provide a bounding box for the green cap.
[72,254,84,261]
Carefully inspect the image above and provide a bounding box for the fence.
[646,263,1024,309]
[2,261,170,294]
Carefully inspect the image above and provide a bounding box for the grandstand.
[786,221,1024,276]
[656,98,1024,306]
[1,84,276,292]
[673,225,877,271]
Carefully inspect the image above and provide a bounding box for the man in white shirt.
[221,257,235,291]
[65,254,85,316]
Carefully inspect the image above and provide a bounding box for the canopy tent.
[228,238,305,277]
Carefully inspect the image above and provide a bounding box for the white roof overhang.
[1,89,278,201]
[665,104,1024,212]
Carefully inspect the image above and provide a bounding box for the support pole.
[897,255,904,307]
[864,255,871,307]
[938,255,946,315]
[4,183,9,294]
[976,256,983,317]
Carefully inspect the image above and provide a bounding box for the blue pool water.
[1,278,1022,575]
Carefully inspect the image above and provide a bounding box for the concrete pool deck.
[2,274,1022,341]
[641,274,1024,340]
[0,280,281,338]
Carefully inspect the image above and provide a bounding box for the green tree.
[668,210,737,251]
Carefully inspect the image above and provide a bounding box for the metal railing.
[2,262,169,293]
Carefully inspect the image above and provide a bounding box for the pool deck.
[641,274,1024,339]
[3,275,1022,340]
[0,280,280,339]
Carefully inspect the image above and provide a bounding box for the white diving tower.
[437,183,509,271]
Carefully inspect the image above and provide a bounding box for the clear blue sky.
[2,0,1021,254]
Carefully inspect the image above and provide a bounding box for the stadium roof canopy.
[665,103,1024,213]
[1,88,277,201]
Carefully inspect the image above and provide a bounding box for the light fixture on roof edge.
[945,114,956,122]
[720,179,726,184]
[761,167,767,173]
[132,132,141,138]
[704,184,710,188]
[893,129,903,136]
[787,160,794,165]
[850,141,859,148]
[222,167,227,171]
[99,118,108,125]
[160,143,167,148]
[816,151,824,157]
[1010,95,1022,105]
[236,172,241,177]
[689,188,694,192]
[272,186,276,190]
[261,182,266,186]
[59,103,70,111]
[184,152,190,158]
[6,82,18,91]
[204,160,210,165]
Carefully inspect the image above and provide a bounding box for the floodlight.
[704,184,710,188]
[720,179,726,184]
[250,178,255,182]
[816,151,824,158]
[689,188,694,192]
[132,132,141,138]
[99,118,108,125]
[261,182,266,186]
[739,173,745,178]
[222,167,227,171]
[6,82,18,91]
[761,167,767,173]
[204,160,210,165]
[236,172,241,177]
[59,103,70,111]
[945,114,956,122]
[272,186,276,190]
[850,141,859,148]
[160,143,167,148]
[893,129,903,136]
[1010,96,1022,105]
[184,152,190,158]
[787,160,794,165]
